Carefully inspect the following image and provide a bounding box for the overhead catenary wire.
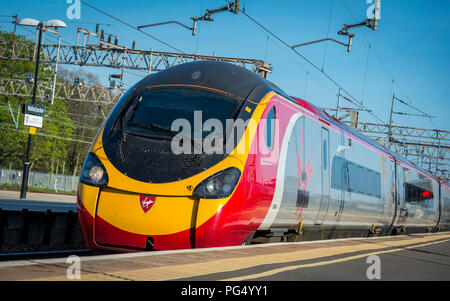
[79,0,185,54]
[304,71,309,99]
[263,33,337,96]
[194,0,205,54]
[394,95,435,119]
[5,3,436,128]
[236,5,388,126]
[0,123,92,144]
[340,0,436,127]
[263,36,269,61]
[321,0,335,72]
[361,44,371,104]
[13,25,146,93]
[76,1,192,82]
[0,105,100,131]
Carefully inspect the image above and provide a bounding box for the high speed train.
[77,61,450,251]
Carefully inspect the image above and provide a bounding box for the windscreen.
[123,87,240,140]
[102,86,246,183]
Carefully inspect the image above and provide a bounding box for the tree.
[0,30,75,174]
[56,67,115,176]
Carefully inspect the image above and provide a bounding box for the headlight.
[79,152,108,187]
[193,167,241,199]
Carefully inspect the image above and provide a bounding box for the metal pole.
[388,93,395,143]
[33,26,38,61]
[51,36,61,105]
[20,22,43,199]
[336,88,342,118]
[148,48,153,76]
[11,15,18,59]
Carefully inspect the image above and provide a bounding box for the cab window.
[264,107,275,150]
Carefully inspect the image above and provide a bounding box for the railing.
[0,168,78,193]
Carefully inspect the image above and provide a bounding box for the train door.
[315,127,330,225]
[395,162,406,229]
[381,158,396,228]
[387,161,400,234]
[257,103,280,229]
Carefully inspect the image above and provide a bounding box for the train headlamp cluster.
[80,152,109,187]
[193,167,241,199]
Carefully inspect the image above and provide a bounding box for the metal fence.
[0,168,79,192]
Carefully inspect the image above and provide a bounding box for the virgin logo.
[140,195,156,213]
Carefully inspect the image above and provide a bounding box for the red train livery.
[77,61,450,251]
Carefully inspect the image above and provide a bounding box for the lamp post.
[18,18,66,199]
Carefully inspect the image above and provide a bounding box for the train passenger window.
[367,170,375,196]
[331,156,343,189]
[356,166,365,194]
[330,156,381,197]
[348,163,357,192]
[265,107,275,150]
[366,171,372,196]
[322,140,328,170]
[405,183,433,207]
[374,172,381,197]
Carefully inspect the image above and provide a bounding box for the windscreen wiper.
[150,123,204,152]
[148,123,179,137]
[124,122,174,141]
[125,122,203,152]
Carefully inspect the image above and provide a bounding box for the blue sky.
[1,0,449,131]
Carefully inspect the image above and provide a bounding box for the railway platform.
[1,232,449,281]
[0,190,76,204]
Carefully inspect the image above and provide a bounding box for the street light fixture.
[17,17,66,199]
[291,0,380,53]
[137,1,241,36]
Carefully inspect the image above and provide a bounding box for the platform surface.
[0,190,76,203]
[0,232,449,281]
[0,190,77,212]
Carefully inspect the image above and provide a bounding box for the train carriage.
[77,61,449,251]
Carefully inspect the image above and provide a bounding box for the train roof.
[290,96,441,184]
[135,60,289,106]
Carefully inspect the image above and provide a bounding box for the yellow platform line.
[222,237,450,281]
[31,233,450,281]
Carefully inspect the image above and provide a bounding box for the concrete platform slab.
[0,190,76,204]
[1,232,449,281]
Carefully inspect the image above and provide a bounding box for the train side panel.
[248,95,447,239]
[253,97,399,240]
[439,184,450,231]
[395,164,439,233]
[330,137,397,236]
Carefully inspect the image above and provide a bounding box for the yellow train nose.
[87,185,231,250]
[96,187,196,236]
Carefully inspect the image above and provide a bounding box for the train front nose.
[77,152,199,251]
[77,155,245,251]
[77,79,252,251]
[94,187,197,250]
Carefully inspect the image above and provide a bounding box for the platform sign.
[23,104,45,128]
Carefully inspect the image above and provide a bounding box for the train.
[77,61,450,251]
